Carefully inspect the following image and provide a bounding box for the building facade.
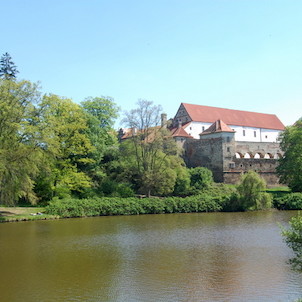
[171,103,285,185]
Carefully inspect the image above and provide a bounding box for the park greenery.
[282,213,302,271]
[0,52,302,220]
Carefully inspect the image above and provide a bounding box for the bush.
[237,171,272,210]
[281,213,302,271]
[274,193,302,210]
[45,195,223,218]
[189,167,213,193]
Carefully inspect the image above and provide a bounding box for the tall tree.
[0,52,19,80]
[80,97,119,194]
[36,94,94,199]
[0,79,41,205]
[122,99,180,196]
[81,96,119,160]
[277,119,302,192]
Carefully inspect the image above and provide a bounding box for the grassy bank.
[0,206,58,222]
[1,185,302,223]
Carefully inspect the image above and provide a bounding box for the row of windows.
[235,152,282,159]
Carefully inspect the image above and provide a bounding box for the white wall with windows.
[183,122,282,142]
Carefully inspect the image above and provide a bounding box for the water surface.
[0,211,301,301]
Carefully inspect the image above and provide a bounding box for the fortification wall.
[234,141,282,158]
[183,138,282,185]
[223,158,280,186]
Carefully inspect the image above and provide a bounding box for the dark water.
[0,211,301,301]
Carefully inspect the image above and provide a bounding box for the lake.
[0,211,301,301]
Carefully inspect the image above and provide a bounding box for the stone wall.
[184,137,224,182]
[223,158,280,186]
[183,137,282,185]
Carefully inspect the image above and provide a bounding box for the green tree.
[0,52,19,80]
[189,167,213,193]
[36,94,94,199]
[277,120,302,192]
[237,171,272,210]
[0,79,41,205]
[121,100,181,196]
[282,213,302,271]
[80,97,119,185]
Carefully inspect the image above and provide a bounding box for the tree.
[80,96,119,195]
[0,52,19,80]
[36,94,94,199]
[122,99,181,196]
[189,167,213,193]
[277,119,302,192]
[237,171,272,210]
[0,79,41,205]
[282,213,302,271]
[81,97,119,160]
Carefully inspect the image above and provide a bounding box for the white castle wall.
[183,121,282,143]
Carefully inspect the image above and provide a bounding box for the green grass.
[0,206,58,222]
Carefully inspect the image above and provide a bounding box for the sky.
[1,0,302,128]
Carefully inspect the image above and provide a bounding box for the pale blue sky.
[1,0,302,127]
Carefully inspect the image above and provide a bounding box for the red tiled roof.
[171,127,193,138]
[201,119,235,135]
[181,103,285,130]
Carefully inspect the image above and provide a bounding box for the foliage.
[277,120,302,192]
[236,171,272,210]
[0,79,41,205]
[121,99,182,196]
[36,94,94,198]
[45,195,223,218]
[282,213,302,271]
[189,167,213,193]
[0,52,19,80]
[274,193,302,210]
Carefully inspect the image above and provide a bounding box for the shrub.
[45,195,223,218]
[281,213,302,271]
[274,193,302,210]
[189,167,213,193]
[237,171,272,210]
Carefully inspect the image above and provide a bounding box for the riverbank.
[0,207,59,222]
[1,186,300,223]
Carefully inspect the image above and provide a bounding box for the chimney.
[161,113,167,128]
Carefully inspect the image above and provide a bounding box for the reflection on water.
[0,211,301,301]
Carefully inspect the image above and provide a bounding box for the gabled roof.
[201,119,235,135]
[171,126,193,138]
[181,103,285,130]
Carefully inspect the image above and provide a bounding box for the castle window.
[229,162,235,169]
[265,135,268,139]
[227,136,230,142]
[202,126,205,131]
[254,131,256,137]
[227,147,230,152]
[243,130,246,136]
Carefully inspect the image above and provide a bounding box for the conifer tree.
[0,52,19,79]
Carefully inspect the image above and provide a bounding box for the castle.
[119,102,285,186]
[169,103,285,185]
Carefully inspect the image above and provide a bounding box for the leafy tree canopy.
[282,214,302,271]
[277,120,302,192]
[237,171,272,210]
